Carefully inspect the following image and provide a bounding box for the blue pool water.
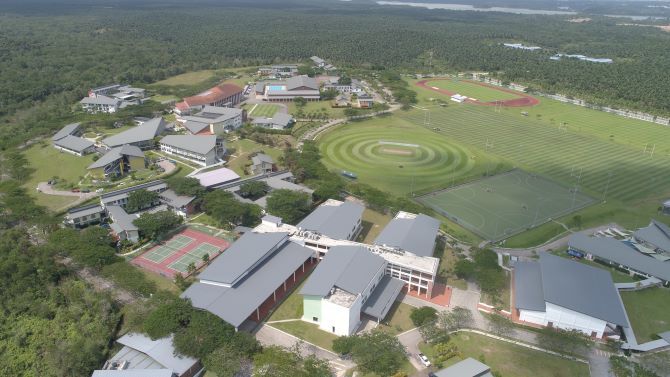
[267,85,285,91]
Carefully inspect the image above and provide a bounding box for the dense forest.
[2,0,670,149]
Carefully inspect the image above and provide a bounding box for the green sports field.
[422,79,520,102]
[417,170,594,240]
[318,118,505,195]
[250,104,279,117]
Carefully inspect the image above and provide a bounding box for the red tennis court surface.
[132,228,230,279]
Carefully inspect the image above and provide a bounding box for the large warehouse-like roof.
[296,200,363,239]
[374,212,440,257]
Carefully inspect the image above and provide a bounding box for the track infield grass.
[422,78,521,102]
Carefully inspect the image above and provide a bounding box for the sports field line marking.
[378,141,420,148]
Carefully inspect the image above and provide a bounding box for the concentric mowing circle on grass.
[320,128,477,191]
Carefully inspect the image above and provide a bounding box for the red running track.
[132,228,230,279]
[416,78,540,107]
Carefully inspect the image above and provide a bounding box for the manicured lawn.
[318,117,498,196]
[249,103,280,117]
[22,140,96,211]
[621,287,670,343]
[420,332,590,376]
[267,278,308,322]
[355,208,392,244]
[226,138,285,177]
[423,78,521,102]
[288,100,351,119]
[376,301,415,335]
[270,321,338,352]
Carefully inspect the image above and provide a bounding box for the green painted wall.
[302,295,322,322]
[128,156,145,171]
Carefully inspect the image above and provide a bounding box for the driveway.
[255,324,355,376]
[397,328,428,372]
[37,182,98,199]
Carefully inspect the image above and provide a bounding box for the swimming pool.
[267,85,285,91]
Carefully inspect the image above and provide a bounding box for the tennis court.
[132,228,230,278]
[416,170,595,241]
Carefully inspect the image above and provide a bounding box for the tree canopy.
[266,189,312,224]
[125,189,160,213]
[133,210,183,240]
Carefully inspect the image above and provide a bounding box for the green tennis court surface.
[417,170,595,241]
[141,235,194,263]
[168,243,221,273]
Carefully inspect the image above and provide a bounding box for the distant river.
[375,1,577,15]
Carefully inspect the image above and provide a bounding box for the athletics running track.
[416,78,540,107]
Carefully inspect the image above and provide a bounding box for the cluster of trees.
[133,210,183,241]
[125,189,160,213]
[454,249,508,307]
[332,331,407,376]
[203,190,262,229]
[419,307,474,345]
[266,189,312,224]
[238,181,270,200]
[282,142,346,201]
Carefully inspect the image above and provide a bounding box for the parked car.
[418,353,431,367]
[71,188,80,193]
[81,189,90,193]
[95,188,104,193]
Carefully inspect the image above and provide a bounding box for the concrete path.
[37,182,99,199]
[397,328,427,372]
[255,324,355,376]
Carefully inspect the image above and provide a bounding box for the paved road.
[255,324,355,376]
[37,182,99,199]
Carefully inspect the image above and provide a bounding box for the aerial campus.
[3,1,670,377]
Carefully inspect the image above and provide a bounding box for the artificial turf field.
[417,170,594,240]
[249,104,279,117]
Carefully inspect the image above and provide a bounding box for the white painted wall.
[320,298,361,336]
[520,302,609,338]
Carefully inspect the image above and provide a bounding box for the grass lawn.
[137,266,179,293]
[227,138,285,177]
[270,321,338,352]
[318,117,499,196]
[420,332,590,377]
[355,360,416,377]
[376,301,415,335]
[151,94,179,103]
[267,278,308,322]
[481,271,511,310]
[422,78,520,102]
[22,140,96,211]
[355,208,392,244]
[288,100,352,119]
[249,103,280,117]
[621,287,670,343]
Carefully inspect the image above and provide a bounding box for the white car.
[95,188,104,193]
[418,353,431,367]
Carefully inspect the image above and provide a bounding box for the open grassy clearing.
[423,78,520,102]
[249,103,280,117]
[152,70,218,86]
[420,332,590,377]
[318,118,503,196]
[621,287,670,343]
[270,321,338,352]
[374,301,415,335]
[288,100,354,119]
[226,138,285,177]
[267,278,309,322]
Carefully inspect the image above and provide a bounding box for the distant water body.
[376,1,577,15]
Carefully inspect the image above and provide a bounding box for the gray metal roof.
[100,180,166,202]
[88,145,144,169]
[251,153,274,166]
[300,245,385,297]
[116,333,198,375]
[183,240,313,327]
[183,106,242,124]
[183,120,210,134]
[92,370,173,377]
[286,75,319,91]
[160,135,217,155]
[106,206,138,232]
[102,118,166,148]
[361,275,405,319]
[52,122,81,141]
[569,233,670,281]
[374,213,440,257]
[513,261,545,312]
[634,220,670,252]
[265,177,314,194]
[538,252,628,326]
[296,200,364,239]
[262,215,282,224]
[54,135,94,152]
[159,189,195,208]
[81,95,120,106]
[433,358,492,377]
[197,232,289,286]
[66,204,104,219]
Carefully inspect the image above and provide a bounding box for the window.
[313,317,318,322]
[332,326,335,333]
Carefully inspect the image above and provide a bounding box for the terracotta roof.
[183,83,243,107]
